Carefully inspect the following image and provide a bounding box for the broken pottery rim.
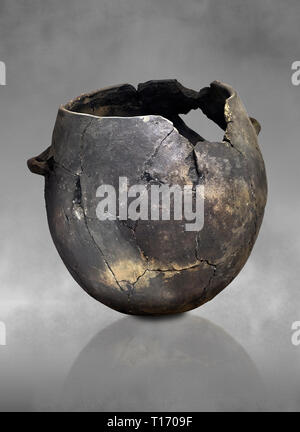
[27,80,261,177]
[60,80,236,131]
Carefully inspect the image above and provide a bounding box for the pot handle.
[249,117,261,135]
[27,146,53,176]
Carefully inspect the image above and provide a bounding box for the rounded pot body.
[28,80,267,315]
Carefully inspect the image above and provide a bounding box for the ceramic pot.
[28,80,267,315]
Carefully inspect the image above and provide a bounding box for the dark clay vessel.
[28,80,267,315]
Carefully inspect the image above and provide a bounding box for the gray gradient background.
[0,0,299,411]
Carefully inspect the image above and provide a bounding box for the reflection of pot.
[62,315,265,411]
[28,79,267,315]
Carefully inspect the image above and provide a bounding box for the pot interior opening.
[64,80,230,145]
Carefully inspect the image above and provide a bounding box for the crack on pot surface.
[72,175,125,292]
[140,127,175,176]
[79,118,94,175]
